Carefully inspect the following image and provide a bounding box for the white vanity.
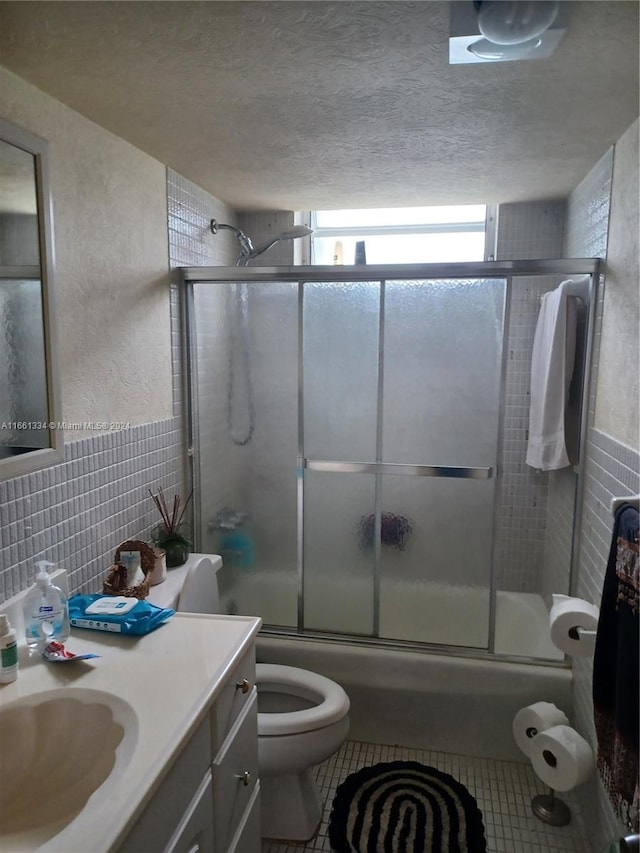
[0,608,262,852]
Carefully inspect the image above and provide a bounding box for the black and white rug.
[328,760,488,853]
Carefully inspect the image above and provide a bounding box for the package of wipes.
[68,594,175,635]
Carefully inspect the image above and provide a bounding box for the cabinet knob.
[235,677,250,694]
[237,770,251,786]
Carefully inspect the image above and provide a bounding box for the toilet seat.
[257,663,349,736]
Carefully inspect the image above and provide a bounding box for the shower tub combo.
[180,259,598,762]
[221,568,570,761]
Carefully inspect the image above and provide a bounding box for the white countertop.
[0,611,261,852]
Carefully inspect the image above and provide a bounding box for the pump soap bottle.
[0,614,18,682]
[23,561,70,649]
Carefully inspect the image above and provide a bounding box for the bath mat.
[328,760,487,853]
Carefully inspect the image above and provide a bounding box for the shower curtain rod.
[180,258,600,284]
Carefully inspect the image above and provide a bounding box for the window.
[310,205,492,265]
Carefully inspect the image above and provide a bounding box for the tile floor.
[262,740,592,853]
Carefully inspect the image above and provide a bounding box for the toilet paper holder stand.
[532,787,572,826]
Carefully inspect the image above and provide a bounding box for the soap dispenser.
[22,561,70,649]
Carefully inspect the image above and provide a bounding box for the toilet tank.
[147,554,222,614]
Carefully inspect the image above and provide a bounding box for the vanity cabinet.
[119,646,260,853]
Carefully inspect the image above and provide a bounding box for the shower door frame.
[181,258,600,663]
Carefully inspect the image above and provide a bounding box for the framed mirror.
[0,118,63,480]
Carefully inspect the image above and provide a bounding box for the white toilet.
[148,554,350,841]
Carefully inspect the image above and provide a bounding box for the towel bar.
[611,495,640,516]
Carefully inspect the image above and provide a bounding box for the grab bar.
[303,460,494,479]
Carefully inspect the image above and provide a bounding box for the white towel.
[526,280,578,470]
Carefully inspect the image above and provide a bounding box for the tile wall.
[167,169,239,544]
[0,419,182,602]
[166,168,239,414]
[494,200,568,592]
[541,148,614,603]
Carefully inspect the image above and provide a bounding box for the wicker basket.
[102,539,156,600]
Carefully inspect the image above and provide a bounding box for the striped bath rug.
[328,760,487,853]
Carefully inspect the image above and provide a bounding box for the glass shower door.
[302,278,506,648]
[191,281,299,627]
[302,281,380,634]
[379,278,505,647]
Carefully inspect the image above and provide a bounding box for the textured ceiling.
[0,1,638,211]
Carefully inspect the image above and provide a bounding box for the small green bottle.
[0,614,18,683]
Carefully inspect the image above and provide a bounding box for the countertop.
[0,610,261,852]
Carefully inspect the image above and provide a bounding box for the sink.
[0,688,138,846]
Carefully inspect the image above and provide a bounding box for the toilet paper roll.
[512,701,570,757]
[529,724,594,792]
[549,594,600,656]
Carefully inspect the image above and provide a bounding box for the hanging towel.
[526,280,579,470]
[593,503,639,832]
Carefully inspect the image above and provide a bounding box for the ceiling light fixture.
[449,0,571,65]
[476,1,559,45]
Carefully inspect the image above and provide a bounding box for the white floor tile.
[261,740,591,853]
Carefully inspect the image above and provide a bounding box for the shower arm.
[210,219,255,264]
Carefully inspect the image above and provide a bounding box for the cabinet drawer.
[212,690,259,852]
[119,716,211,853]
[211,647,256,747]
[166,770,214,853]
[228,781,261,853]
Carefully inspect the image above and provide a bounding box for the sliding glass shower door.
[302,278,505,648]
[189,272,506,649]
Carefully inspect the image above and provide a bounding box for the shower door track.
[181,258,600,284]
[259,626,571,669]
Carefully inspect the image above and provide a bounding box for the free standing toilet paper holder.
[532,787,572,826]
[531,745,574,826]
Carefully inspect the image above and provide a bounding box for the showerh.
[210,218,312,266]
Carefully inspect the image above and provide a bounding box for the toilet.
[148,554,350,841]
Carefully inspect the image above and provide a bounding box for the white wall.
[0,65,172,438]
[595,118,640,449]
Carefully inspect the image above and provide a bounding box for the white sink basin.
[0,688,137,847]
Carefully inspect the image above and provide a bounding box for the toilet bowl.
[256,663,350,840]
[147,554,350,841]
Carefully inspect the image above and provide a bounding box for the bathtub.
[220,570,573,762]
[256,633,573,762]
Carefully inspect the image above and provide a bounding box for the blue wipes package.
[68,594,175,635]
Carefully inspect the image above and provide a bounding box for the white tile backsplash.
[0,418,182,601]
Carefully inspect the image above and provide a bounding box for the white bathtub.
[256,633,573,762]
[219,570,573,762]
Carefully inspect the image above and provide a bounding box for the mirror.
[0,118,62,480]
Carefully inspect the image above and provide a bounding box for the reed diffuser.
[149,487,193,568]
